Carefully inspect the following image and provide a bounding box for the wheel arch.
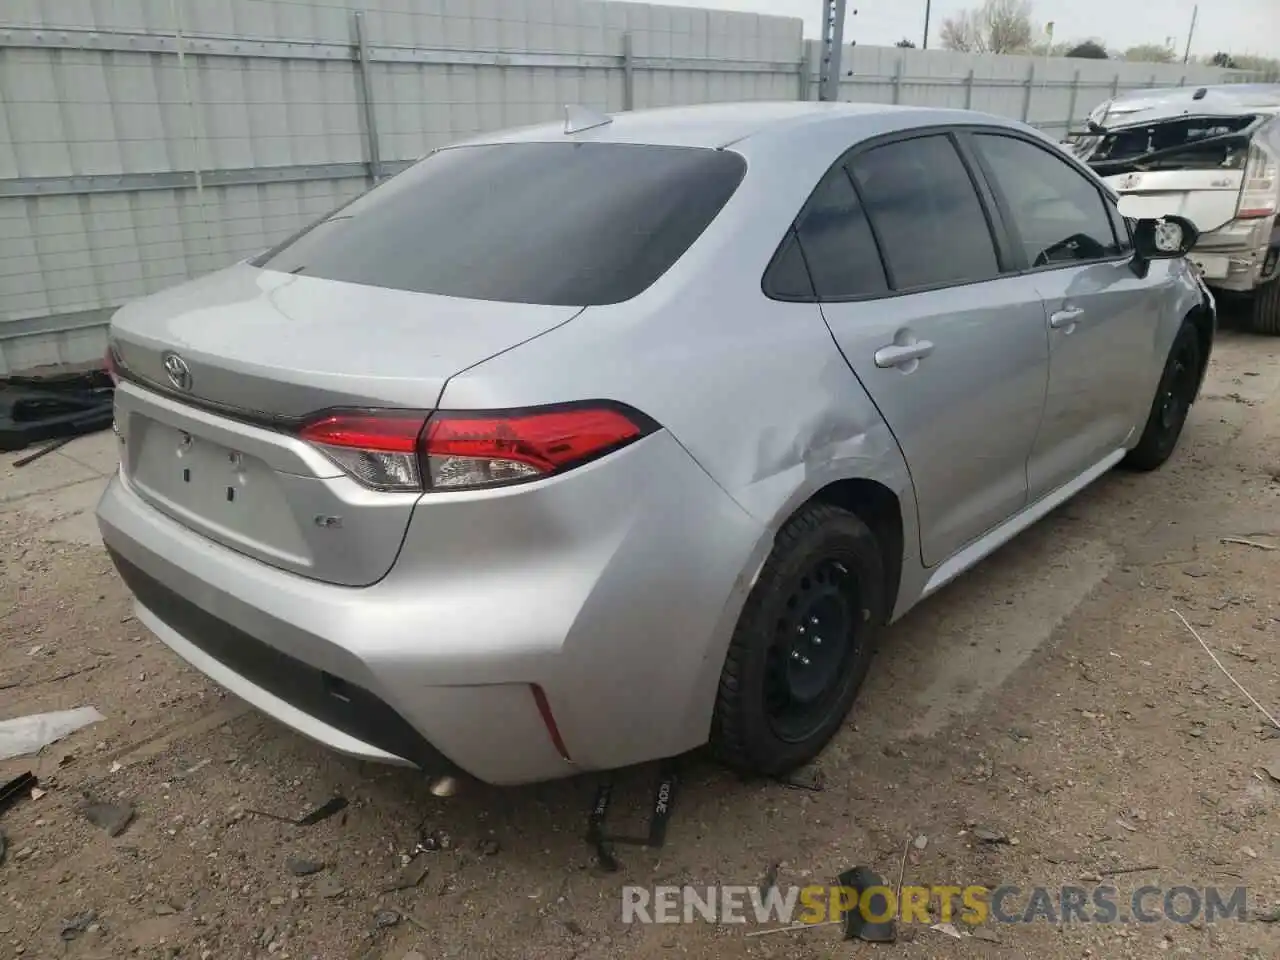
[1185,297,1215,394]
[805,478,905,624]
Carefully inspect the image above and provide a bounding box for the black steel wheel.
[711,503,886,776]
[1123,321,1203,472]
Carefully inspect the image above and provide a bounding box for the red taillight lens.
[299,412,428,491]
[298,404,654,493]
[422,406,646,490]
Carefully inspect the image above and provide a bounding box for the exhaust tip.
[428,775,459,798]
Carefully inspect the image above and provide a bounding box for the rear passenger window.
[763,231,815,299]
[847,135,1000,290]
[792,167,888,299]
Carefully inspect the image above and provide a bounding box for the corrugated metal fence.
[0,0,1261,374]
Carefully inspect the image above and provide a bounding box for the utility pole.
[1182,4,1198,64]
[818,0,849,102]
[922,0,931,50]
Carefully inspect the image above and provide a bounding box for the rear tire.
[1250,275,1280,336]
[1122,321,1202,472]
[710,503,885,777]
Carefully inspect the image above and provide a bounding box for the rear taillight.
[1237,142,1278,219]
[298,412,427,491]
[298,403,655,493]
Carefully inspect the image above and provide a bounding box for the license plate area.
[128,416,309,563]
[1188,254,1229,280]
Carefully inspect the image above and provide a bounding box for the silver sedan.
[98,101,1214,785]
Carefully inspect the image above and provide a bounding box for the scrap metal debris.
[585,759,678,872]
[0,370,114,455]
[838,866,896,943]
[0,707,105,761]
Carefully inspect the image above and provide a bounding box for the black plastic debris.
[0,772,37,818]
[82,799,135,837]
[837,866,896,943]
[585,759,678,872]
[0,370,114,455]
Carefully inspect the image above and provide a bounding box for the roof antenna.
[564,104,612,135]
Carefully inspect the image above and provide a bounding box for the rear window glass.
[253,142,747,306]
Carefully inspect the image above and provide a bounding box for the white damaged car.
[1073,84,1280,333]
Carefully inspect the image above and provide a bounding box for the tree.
[896,38,917,48]
[1124,43,1175,63]
[1210,51,1237,68]
[940,0,1034,54]
[1065,40,1109,59]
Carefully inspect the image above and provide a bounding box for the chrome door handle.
[874,340,935,368]
[1049,306,1085,329]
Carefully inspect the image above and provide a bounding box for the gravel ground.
[2,322,1279,960]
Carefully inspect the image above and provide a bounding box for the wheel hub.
[764,559,863,743]
[1160,343,1196,431]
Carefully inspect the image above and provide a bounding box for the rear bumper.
[97,430,765,785]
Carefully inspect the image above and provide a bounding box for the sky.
[678,0,1278,59]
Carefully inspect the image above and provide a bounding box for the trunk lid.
[1106,169,1245,233]
[110,263,581,586]
[110,262,581,418]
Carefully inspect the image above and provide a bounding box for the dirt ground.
[2,319,1279,960]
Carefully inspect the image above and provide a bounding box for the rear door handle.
[874,340,935,368]
[1049,306,1085,329]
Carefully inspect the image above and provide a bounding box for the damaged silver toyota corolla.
[99,101,1214,787]
[1071,84,1280,334]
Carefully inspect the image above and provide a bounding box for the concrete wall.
[0,0,1255,374]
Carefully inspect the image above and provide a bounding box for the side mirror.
[1132,215,1200,261]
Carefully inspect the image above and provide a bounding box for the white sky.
[675,0,1278,59]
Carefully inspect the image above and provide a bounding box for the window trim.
[761,124,1019,305]
[960,128,1135,275]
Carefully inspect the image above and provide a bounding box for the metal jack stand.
[585,759,679,872]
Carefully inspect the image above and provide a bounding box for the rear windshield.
[1085,115,1257,173]
[252,142,747,306]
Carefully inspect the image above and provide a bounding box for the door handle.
[1049,306,1085,329]
[874,340,935,368]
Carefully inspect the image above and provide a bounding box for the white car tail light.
[1237,141,1278,219]
[298,404,657,493]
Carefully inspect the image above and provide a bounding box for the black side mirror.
[1132,215,1200,261]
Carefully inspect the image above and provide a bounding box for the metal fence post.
[1021,62,1035,121]
[892,57,903,104]
[963,68,974,109]
[353,11,383,184]
[622,33,635,111]
[1065,69,1080,132]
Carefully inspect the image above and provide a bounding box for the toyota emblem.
[162,352,193,391]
